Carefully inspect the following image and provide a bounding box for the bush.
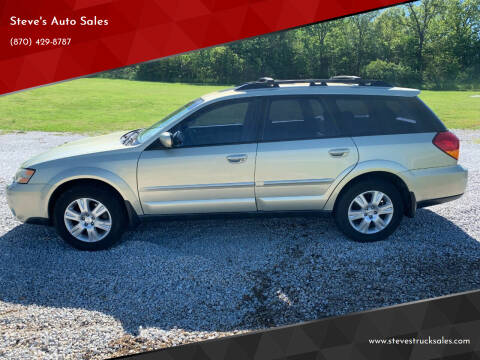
[96,65,138,80]
[365,60,417,87]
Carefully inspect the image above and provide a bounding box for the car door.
[137,98,260,214]
[255,95,358,211]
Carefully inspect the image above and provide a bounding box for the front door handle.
[328,148,350,157]
[227,154,247,163]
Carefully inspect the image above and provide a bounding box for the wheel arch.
[47,177,139,226]
[330,171,414,217]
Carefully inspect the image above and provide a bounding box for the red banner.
[0,0,407,95]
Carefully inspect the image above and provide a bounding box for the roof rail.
[235,76,392,90]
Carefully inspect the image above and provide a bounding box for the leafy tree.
[404,0,445,78]
[100,0,480,90]
[365,60,415,86]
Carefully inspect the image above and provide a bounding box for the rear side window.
[331,96,445,136]
[262,96,338,141]
[269,98,304,124]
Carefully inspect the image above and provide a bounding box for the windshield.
[136,98,204,143]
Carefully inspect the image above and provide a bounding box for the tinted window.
[263,97,337,141]
[193,102,248,127]
[332,96,445,136]
[381,98,442,133]
[138,98,204,143]
[307,98,334,135]
[269,99,304,124]
[171,99,255,147]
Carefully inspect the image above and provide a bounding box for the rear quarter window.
[330,95,445,136]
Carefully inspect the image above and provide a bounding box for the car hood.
[22,131,130,168]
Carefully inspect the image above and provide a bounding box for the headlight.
[13,168,36,184]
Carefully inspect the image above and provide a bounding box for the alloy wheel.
[347,190,394,234]
[64,198,112,242]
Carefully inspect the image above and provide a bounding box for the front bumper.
[6,182,48,223]
[403,164,468,204]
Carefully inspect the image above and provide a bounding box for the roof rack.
[235,76,392,90]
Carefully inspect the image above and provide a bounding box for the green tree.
[404,0,445,78]
[102,0,480,90]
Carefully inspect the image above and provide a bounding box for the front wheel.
[334,180,404,242]
[53,185,127,250]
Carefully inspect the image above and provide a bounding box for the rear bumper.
[403,164,468,204]
[417,194,463,209]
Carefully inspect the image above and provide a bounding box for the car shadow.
[0,209,479,335]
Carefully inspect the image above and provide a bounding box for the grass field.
[419,91,480,129]
[0,79,225,133]
[0,78,478,133]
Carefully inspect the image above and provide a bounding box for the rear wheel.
[53,185,127,250]
[334,180,404,242]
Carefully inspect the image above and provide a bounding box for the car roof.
[201,77,420,103]
[202,85,420,103]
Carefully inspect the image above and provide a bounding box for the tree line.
[99,0,480,90]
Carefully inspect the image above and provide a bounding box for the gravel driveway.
[0,130,479,359]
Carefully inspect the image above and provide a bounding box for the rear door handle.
[227,154,247,163]
[328,148,350,157]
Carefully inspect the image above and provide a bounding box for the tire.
[334,179,404,242]
[53,185,127,250]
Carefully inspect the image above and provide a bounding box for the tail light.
[433,131,459,160]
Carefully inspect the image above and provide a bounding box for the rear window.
[329,95,445,136]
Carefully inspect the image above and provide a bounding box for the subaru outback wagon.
[7,76,468,250]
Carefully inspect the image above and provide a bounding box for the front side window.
[170,99,255,147]
[262,96,337,141]
[137,98,204,143]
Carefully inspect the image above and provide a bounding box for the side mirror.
[158,132,173,148]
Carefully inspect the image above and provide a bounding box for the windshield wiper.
[121,128,143,145]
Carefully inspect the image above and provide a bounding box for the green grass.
[0,79,227,133]
[0,78,478,133]
[419,91,480,130]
